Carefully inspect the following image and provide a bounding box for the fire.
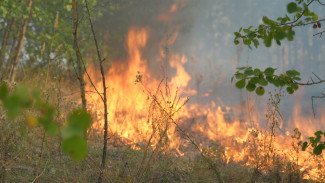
[84,2,325,181]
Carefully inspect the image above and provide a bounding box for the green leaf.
[243,39,251,45]
[13,85,31,107]
[286,87,294,94]
[62,109,92,139]
[264,37,272,47]
[286,30,295,41]
[266,76,274,83]
[237,67,248,71]
[309,137,315,144]
[274,31,286,40]
[258,79,268,86]
[293,76,301,81]
[302,142,308,151]
[287,2,298,13]
[312,14,318,21]
[262,16,275,25]
[246,82,256,92]
[250,77,260,84]
[256,87,265,96]
[3,96,21,119]
[62,137,88,161]
[235,73,246,79]
[68,109,92,131]
[0,82,8,100]
[244,68,254,75]
[286,70,299,77]
[313,144,325,155]
[290,83,299,90]
[235,79,246,89]
[253,69,262,76]
[264,67,275,76]
[315,135,321,143]
[252,39,259,48]
[43,121,59,136]
[315,131,324,136]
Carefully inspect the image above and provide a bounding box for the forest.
[1,0,325,182]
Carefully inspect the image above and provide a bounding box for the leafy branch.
[232,0,325,156]
[232,66,301,95]
[234,0,323,48]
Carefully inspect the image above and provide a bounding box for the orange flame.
[84,3,325,180]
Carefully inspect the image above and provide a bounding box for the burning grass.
[1,70,325,182]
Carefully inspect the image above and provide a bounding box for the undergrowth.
[0,72,324,183]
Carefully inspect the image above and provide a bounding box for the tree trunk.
[0,18,17,69]
[9,0,33,82]
[2,37,18,80]
[72,0,87,109]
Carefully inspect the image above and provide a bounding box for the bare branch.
[313,30,325,37]
[312,94,325,117]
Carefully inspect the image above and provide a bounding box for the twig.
[241,0,319,38]
[311,94,325,117]
[313,30,325,37]
[317,0,325,6]
[32,161,48,183]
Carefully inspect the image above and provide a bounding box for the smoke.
[93,0,325,130]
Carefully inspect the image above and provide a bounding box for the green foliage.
[232,66,301,95]
[62,109,91,161]
[233,0,320,48]
[233,0,325,156]
[0,81,91,161]
[301,131,325,155]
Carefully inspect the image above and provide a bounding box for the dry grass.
[0,72,323,183]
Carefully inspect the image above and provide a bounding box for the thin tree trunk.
[83,1,109,182]
[72,0,87,109]
[3,36,18,80]
[0,18,16,69]
[9,0,33,82]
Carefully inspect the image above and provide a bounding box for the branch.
[317,0,325,6]
[311,94,325,117]
[313,30,325,37]
[242,0,318,37]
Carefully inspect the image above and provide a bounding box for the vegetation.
[232,0,325,156]
[0,0,325,182]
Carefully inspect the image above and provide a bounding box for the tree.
[232,0,325,155]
